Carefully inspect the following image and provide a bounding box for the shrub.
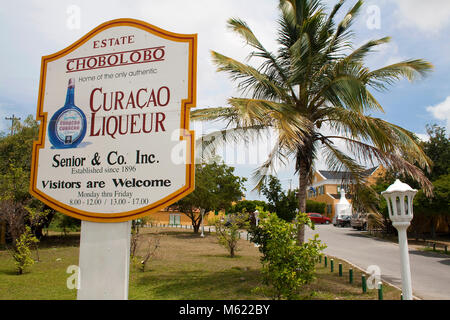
[306,200,326,214]
[11,226,39,275]
[250,212,326,299]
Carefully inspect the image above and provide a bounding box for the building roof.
[318,166,379,181]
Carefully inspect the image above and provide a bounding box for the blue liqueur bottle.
[48,78,87,149]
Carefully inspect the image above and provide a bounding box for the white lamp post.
[381,179,417,300]
[200,208,205,238]
[254,210,259,227]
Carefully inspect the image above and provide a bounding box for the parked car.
[351,212,368,230]
[333,213,351,227]
[307,213,332,225]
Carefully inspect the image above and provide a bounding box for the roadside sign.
[30,19,196,222]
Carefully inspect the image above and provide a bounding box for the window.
[327,204,332,214]
[169,213,181,225]
[318,186,324,195]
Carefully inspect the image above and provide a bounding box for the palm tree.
[191,0,433,242]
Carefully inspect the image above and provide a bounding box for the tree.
[413,125,450,237]
[175,161,246,233]
[229,200,269,215]
[422,124,450,181]
[0,116,56,240]
[0,115,39,184]
[50,212,81,236]
[191,0,433,243]
[215,211,249,257]
[261,175,298,221]
[414,174,450,239]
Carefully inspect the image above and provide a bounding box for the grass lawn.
[0,227,401,300]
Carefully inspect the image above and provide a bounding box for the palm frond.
[323,108,432,170]
[365,59,434,91]
[226,18,299,102]
[227,98,313,144]
[326,0,363,55]
[227,18,266,54]
[344,37,391,64]
[318,73,383,113]
[251,137,291,192]
[321,138,366,184]
[191,107,238,123]
[211,51,291,102]
[321,135,433,196]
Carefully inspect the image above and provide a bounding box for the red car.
[307,213,332,225]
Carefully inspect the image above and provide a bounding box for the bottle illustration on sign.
[48,78,87,149]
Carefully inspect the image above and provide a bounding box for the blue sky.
[1,0,450,199]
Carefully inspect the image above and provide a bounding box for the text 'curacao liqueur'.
[48,78,87,149]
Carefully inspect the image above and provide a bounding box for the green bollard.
[330,259,334,272]
[362,275,367,293]
[349,268,353,284]
[378,282,383,300]
[324,256,328,267]
[319,255,322,263]
[339,263,343,277]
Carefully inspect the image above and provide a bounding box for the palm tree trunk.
[297,156,310,244]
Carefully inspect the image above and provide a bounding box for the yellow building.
[145,206,226,226]
[307,165,385,218]
[145,198,244,226]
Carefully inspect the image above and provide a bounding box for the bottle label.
[55,109,84,145]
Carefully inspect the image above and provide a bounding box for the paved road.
[305,225,450,300]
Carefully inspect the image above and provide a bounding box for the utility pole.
[5,114,21,135]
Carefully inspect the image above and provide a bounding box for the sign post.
[77,221,131,300]
[30,19,196,299]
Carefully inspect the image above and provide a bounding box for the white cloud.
[393,0,450,33]
[426,96,450,131]
[415,133,429,142]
